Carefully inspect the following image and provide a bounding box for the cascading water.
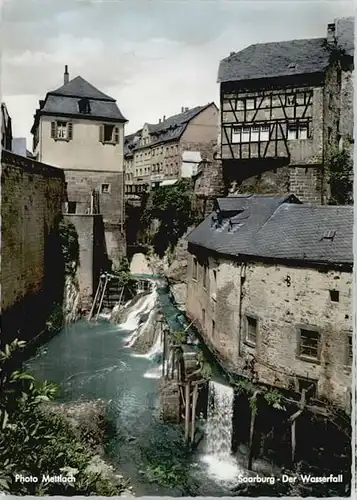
[201,380,241,484]
[123,288,158,347]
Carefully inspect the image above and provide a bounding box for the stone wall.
[64,214,106,311]
[0,150,65,344]
[64,168,126,266]
[186,251,352,412]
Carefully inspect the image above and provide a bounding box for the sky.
[1,0,355,148]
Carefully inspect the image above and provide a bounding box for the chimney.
[159,118,162,123]
[185,107,189,112]
[181,106,184,112]
[64,65,69,84]
[163,115,166,121]
[327,23,336,43]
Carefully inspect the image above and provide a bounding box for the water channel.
[26,282,256,496]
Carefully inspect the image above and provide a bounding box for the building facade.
[186,195,352,413]
[124,103,218,194]
[31,66,127,266]
[217,17,354,204]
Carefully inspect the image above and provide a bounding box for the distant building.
[124,103,218,193]
[217,17,354,203]
[1,102,12,151]
[186,195,352,413]
[31,65,127,265]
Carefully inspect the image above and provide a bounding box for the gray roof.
[51,76,115,101]
[124,104,215,153]
[335,17,354,57]
[187,195,353,266]
[218,37,330,83]
[33,76,127,126]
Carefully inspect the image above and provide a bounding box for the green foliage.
[0,340,127,496]
[171,330,186,345]
[58,218,80,275]
[264,388,286,411]
[142,179,195,256]
[326,146,353,205]
[232,378,286,415]
[197,351,212,380]
[111,257,138,299]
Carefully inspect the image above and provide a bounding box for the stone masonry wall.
[186,251,352,412]
[64,214,106,311]
[1,150,65,344]
[64,168,126,266]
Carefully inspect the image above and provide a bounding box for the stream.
[25,281,255,496]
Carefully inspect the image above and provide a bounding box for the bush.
[58,218,80,276]
[0,339,127,496]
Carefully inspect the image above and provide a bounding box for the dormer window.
[78,98,91,114]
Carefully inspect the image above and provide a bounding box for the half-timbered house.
[218,17,354,203]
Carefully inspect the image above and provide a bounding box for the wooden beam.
[184,382,191,442]
[191,384,199,444]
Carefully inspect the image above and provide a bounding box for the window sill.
[54,137,71,142]
[211,294,217,302]
[101,141,118,145]
[296,355,320,365]
[243,340,256,349]
[192,278,197,283]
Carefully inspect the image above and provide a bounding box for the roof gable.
[50,76,115,101]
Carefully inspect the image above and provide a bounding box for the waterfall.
[121,288,157,333]
[201,381,240,484]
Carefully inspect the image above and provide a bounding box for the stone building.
[217,17,354,203]
[186,195,352,413]
[31,65,127,266]
[124,103,218,192]
[1,102,12,151]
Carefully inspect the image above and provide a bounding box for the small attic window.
[78,98,91,114]
[322,230,336,240]
[288,63,296,69]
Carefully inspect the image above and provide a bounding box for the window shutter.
[68,122,73,140]
[99,124,104,143]
[114,126,119,144]
[51,121,56,138]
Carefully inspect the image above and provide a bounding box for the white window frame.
[251,126,260,142]
[241,127,250,142]
[232,127,241,143]
[260,125,270,141]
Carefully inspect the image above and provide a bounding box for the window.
[51,121,73,140]
[251,126,260,142]
[100,124,120,144]
[297,377,317,398]
[67,201,77,214]
[245,315,257,345]
[212,269,217,299]
[329,290,339,302]
[101,183,110,194]
[246,98,255,110]
[78,98,91,114]
[202,265,208,289]
[288,123,308,140]
[192,257,197,280]
[202,308,206,327]
[212,320,216,337]
[260,125,269,141]
[232,127,241,143]
[237,100,244,110]
[242,127,250,142]
[346,335,352,366]
[298,328,320,360]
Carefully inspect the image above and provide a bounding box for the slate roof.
[32,76,127,128]
[218,37,330,83]
[187,195,353,266]
[127,103,216,150]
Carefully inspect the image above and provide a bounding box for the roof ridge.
[49,75,116,102]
